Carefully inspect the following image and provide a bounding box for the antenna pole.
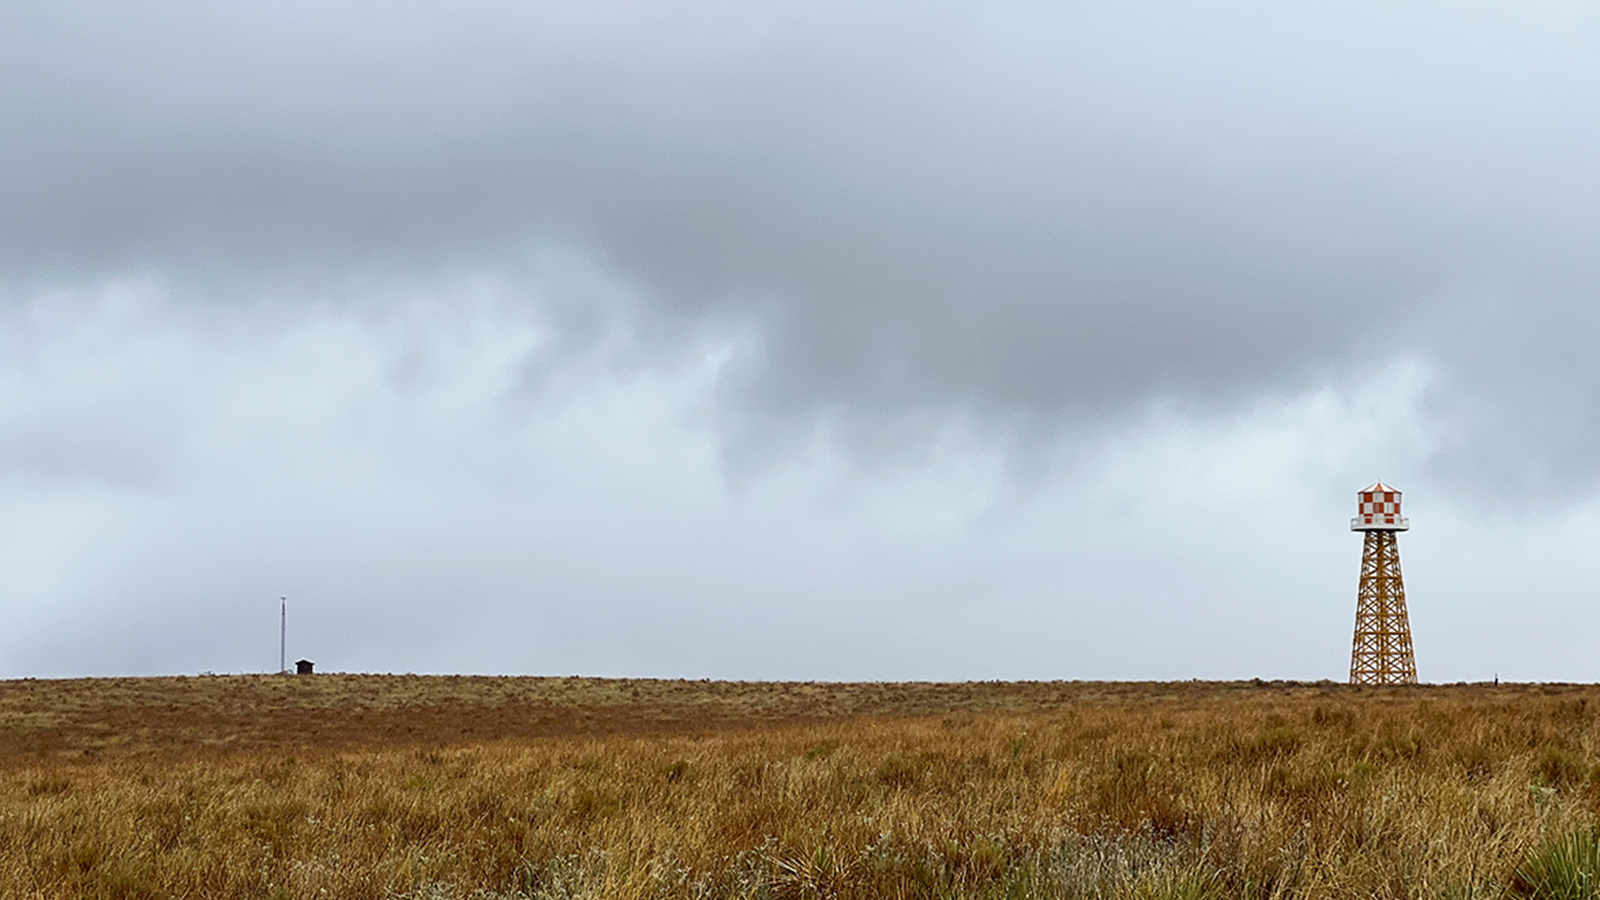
[280,597,286,675]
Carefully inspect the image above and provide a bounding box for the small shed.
[295,659,315,675]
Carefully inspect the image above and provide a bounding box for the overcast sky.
[3,0,1600,682]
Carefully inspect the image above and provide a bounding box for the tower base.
[1349,529,1417,685]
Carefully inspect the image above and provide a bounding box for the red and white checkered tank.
[1351,481,1409,531]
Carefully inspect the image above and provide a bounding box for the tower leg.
[1349,530,1417,685]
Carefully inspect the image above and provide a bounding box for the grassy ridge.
[2,678,1598,898]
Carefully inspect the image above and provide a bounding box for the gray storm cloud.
[4,0,1600,490]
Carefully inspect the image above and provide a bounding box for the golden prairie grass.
[2,677,1599,899]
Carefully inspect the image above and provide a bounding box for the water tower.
[1348,482,1417,684]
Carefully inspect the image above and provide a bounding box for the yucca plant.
[1510,832,1600,900]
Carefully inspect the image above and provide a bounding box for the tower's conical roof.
[1360,481,1400,494]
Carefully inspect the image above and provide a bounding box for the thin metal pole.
[280,597,286,675]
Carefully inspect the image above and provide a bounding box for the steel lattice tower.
[1349,482,1417,684]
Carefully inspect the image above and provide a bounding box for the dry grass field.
[3,676,1600,900]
